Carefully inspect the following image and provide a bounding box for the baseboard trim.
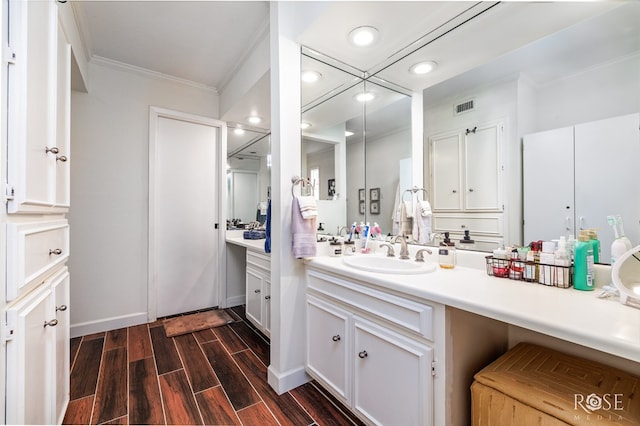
[267,364,311,395]
[71,312,148,338]
[226,294,245,308]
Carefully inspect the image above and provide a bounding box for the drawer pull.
[358,350,368,359]
[332,335,341,342]
[56,305,68,312]
[49,248,63,256]
[264,295,271,300]
[56,155,68,162]
[44,319,58,328]
[45,146,60,154]
[254,289,261,294]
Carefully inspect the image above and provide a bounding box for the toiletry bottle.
[608,215,633,265]
[574,234,594,291]
[554,236,571,287]
[509,248,524,280]
[329,238,342,257]
[459,230,475,250]
[587,229,601,263]
[361,222,370,252]
[438,232,456,269]
[538,241,556,285]
[492,242,509,277]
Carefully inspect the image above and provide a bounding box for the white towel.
[291,196,317,258]
[412,194,433,244]
[296,195,318,219]
[399,201,413,237]
[392,184,401,235]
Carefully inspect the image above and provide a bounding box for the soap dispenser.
[439,232,456,269]
[458,230,475,250]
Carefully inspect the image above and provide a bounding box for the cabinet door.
[5,283,57,425]
[54,19,71,208]
[306,296,350,405]
[575,113,640,263]
[353,318,433,426]
[246,266,264,327]
[430,131,463,211]
[52,269,70,424]
[6,0,68,213]
[263,279,271,336]
[464,122,502,211]
[523,126,574,243]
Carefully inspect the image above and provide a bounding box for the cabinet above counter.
[305,252,640,365]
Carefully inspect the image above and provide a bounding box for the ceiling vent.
[454,99,475,115]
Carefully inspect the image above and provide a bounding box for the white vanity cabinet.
[245,250,271,337]
[428,120,505,249]
[523,113,640,261]
[306,269,436,425]
[6,0,71,214]
[5,267,70,425]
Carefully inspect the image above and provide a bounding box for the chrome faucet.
[337,226,349,237]
[379,243,395,257]
[393,235,410,260]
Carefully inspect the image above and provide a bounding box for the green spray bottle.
[574,234,594,291]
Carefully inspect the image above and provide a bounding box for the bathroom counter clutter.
[305,254,640,364]
[226,230,269,253]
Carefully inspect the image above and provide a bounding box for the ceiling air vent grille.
[454,99,475,115]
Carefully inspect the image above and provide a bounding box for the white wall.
[535,53,640,130]
[69,60,218,336]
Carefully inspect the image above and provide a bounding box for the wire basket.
[485,256,573,288]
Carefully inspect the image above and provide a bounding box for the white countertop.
[226,230,269,253]
[305,250,640,364]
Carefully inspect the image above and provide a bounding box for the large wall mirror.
[299,2,640,264]
[226,125,270,228]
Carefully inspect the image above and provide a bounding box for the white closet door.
[155,115,219,317]
[575,113,640,263]
[523,126,574,243]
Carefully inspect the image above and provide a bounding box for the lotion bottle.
[574,234,594,291]
[587,229,601,263]
[438,232,456,269]
[608,215,633,265]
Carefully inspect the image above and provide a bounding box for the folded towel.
[412,194,433,244]
[296,195,318,219]
[264,198,271,253]
[291,196,317,258]
[399,201,413,237]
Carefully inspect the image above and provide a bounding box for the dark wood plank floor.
[63,306,364,425]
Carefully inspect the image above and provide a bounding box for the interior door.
[153,112,220,317]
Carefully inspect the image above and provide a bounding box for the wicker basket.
[471,343,640,425]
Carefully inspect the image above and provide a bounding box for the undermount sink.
[342,255,437,275]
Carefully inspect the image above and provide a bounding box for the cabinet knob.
[44,319,58,328]
[332,335,341,342]
[264,295,270,300]
[460,224,466,228]
[56,304,68,312]
[452,189,457,193]
[468,188,474,192]
[56,155,68,162]
[358,350,368,359]
[45,146,60,154]
[49,248,62,255]
[254,289,261,293]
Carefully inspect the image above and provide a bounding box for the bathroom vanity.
[226,231,271,336]
[304,249,640,426]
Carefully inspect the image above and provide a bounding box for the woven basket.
[471,343,640,425]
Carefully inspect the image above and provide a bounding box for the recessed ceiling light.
[410,61,438,75]
[355,92,375,103]
[345,131,354,137]
[301,70,322,83]
[348,26,379,47]
[233,128,245,135]
[247,115,262,124]
[301,122,312,130]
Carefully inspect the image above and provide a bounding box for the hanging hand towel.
[392,184,401,235]
[264,198,271,253]
[291,196,317,258]
[399,200,413,238]
[412,194,433,244]
[296,195,318,219]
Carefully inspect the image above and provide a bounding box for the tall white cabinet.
[523,113,640,262]
[428,120,505,249]
[3,0,72,423]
